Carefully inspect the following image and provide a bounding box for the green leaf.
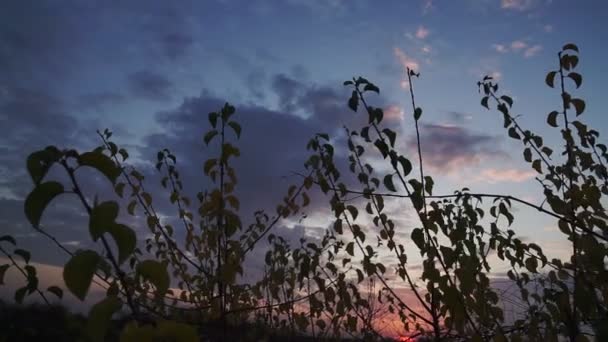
[571,98,585,116]
[108,224,136,265]
[137,260,169,295]
[47,285,63,299]
[89,201,119,241]
[14,249,30,264]
[547,111,559,127]
[79,152,121,185]
[87,296,123,342]
[0,235,16,246]
[545,71,557,88]
[383,174,396,192]
[0,264,9,285]
[228,121,241,138]
[63,250,101,301]
[203,130,218,145]
[414,107,422,121]
[24,181,64,228]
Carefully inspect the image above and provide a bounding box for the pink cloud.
[476,168,536,183]
[393,47,419,72]
[415,25,430,39]
[421,45,431,54]
[524,44,542,58]
[510,40,528,51]
[384,105,404,121]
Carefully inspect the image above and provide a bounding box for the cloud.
[415,26,430,39]
[523,44,542,58]
[162,32,193,60]
[510,40,527,51]
[393,47,420,89]
[445,111,473,123]
[406,123,506,173]
[501,0,536,11]
[492,44,508,53]
[422,0,434,14]
[543,24,553,33]
[127,70,173,101]
[75,91,126,111]
[475,168,536,183]
[384,105,405,122]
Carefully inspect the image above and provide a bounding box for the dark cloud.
[162,33,193,60]
[128,70,173,101]
[75,92,126,111]
[407,123,506,173]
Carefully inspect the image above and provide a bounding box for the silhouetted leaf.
[228,121,241,138]
[382,128,396,147]
[348,91,359,112]
[79,152,121,185]
[414,107,422,121]
[562,43,579,52]
[383,174,396,192]
[571,98,585,116]
[89,201,119,241]
[0,264,9,285]
[64,250,101,301]
[0,235,16,246]
[24,181,64,228]
[547,111,559,127]
[481,96,489,109]
[545,71,557,88]
[108,224,136,264]
[204,130,218,145]
[14,249,30,263]
[568,72,582,88]
[363,83,379,93]
[47,285,63,299]
[137,260,169,295]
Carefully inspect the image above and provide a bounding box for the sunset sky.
[1,0,607,323]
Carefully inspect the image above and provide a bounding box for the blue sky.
[1,0,607,311]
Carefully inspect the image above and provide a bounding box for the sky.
[1,0,607,325]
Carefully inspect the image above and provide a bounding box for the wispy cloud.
[384,105,405,121]
[393,47,420,89]
[543,24,553,33]
[501,0,536,11]
[492,44,508,53]
[524,44,543,58]
[475,168,536,183]
[415,25,430,39]
[510,40,528,51]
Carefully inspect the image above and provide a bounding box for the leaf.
[545,71,557,88]
[107,224,136,265]
[0,264,9,285]
[118,148,129,161]
[0,235,16,246]
[562,43,579,52]
[547,111,559,127]
[411,228,425,250]
[87,296,122,342]
[523,148,532,163]
[89,201,119,241]
[79,152,121,185]
[26,147,62,185]
[47,285,63,299]
[500,95,513,108]
[127,201,137,215]
[481,96,489,109]
[414,107,422,121]
[508,127,521,140]
[142,192,152,206]
[383,174,396,192]
[382,128,396,148]
[115,183,126,198]
[208,112,218,128]
[137,260,169,295]
[14,286,27,304]
[424,176,434,195]
[571,98,585,116]
[14,249,30,264]
[228,121,241,138]
[374,139,389,159]
[203,130,218,145]
[532,159,542,174]
[63,250,101,301]
[525,257,538,273]
[346,242,355,256]
[24,181,64,228]
[348,91,359,112]
[346,205,358,220]
[398,156,412,176]
[363,83,379,93]
[568,72,582,88]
